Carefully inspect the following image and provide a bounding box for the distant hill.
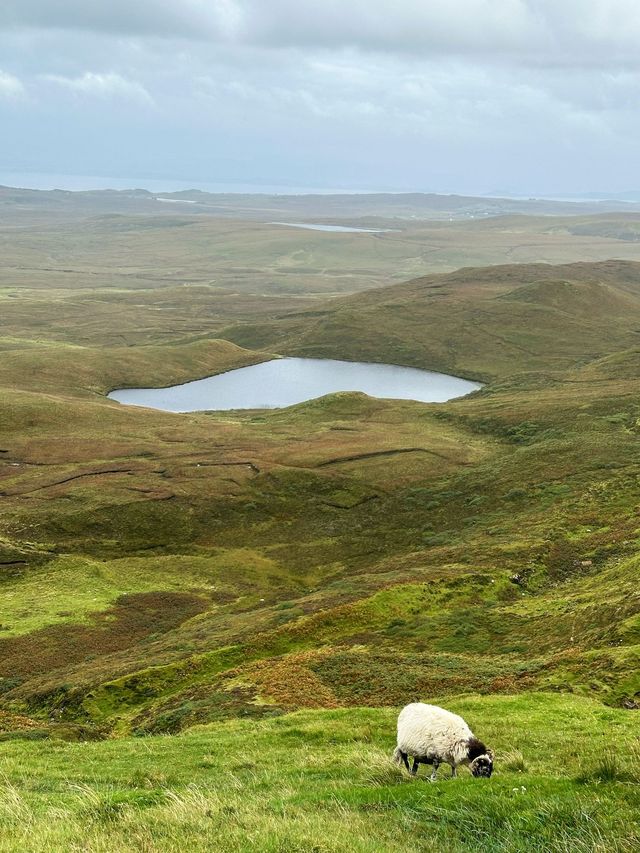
[3,184,640,224]
[220,260,640,380]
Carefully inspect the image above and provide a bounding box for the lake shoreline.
[108,357,482,413]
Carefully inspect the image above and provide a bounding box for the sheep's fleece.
[395,702,493,776]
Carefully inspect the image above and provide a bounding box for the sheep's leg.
[411,757,420,776]
[451,764,457,778]
[429,760,440,782]
[400,751,411,773]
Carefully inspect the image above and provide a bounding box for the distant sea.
[0,172,388,195]
[2,173,635,203]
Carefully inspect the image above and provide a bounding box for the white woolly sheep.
[393,702,494,780]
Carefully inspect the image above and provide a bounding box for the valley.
[1,192,640,850]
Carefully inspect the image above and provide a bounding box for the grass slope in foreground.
[0,695,638,852]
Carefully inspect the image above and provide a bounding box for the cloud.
[240,1,535,55]
[44,71,153,104]
[1,2,640,194]
[0,1,238,39]
[236,1,640,68]
[0,69,25,98]
[4,2,640,68]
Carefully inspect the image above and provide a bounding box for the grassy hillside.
[0,695,638,852]
[220,260,640,378]
[2,244,640,849]
[4,209,640,353]
[1,259,640,728]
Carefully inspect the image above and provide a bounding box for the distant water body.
[108,358,481,413]
[271,222,393,233]
[0,172,387,195]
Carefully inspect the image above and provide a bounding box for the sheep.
[393,702,494,780]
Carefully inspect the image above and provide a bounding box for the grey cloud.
[238,1,640,67]
[0,0,235,39]
[1,1,640,195]
[240,1,536,54]
[5,2,640,68]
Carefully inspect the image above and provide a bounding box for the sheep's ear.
[486,748,495,761]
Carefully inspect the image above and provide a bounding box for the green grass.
[0,550,288,637]
[0,694,637,852]
[2,198,640,849]
[3,204,640,350]
[2,335,640,726]
[221,261,640,380]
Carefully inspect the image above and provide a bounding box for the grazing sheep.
[393,702,494,780]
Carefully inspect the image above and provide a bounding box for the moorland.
[1,190,640,851]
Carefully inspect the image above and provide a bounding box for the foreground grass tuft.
[501,749,528,774]
[576,749,640,785]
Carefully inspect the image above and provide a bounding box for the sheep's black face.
[471,756,493,778]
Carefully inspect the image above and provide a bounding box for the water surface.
[271,222,392,233]
[108,358,481,412]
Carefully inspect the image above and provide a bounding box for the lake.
[270,222,393,233]
[108,358,481,413]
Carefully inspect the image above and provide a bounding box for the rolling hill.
[1,253,640,850]
[1,259,639,728]
[220,260,640,378]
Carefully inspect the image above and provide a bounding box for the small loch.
[270,222,393,233]
[108,358,481,413]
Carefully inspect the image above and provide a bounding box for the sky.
[1,1,640,195]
